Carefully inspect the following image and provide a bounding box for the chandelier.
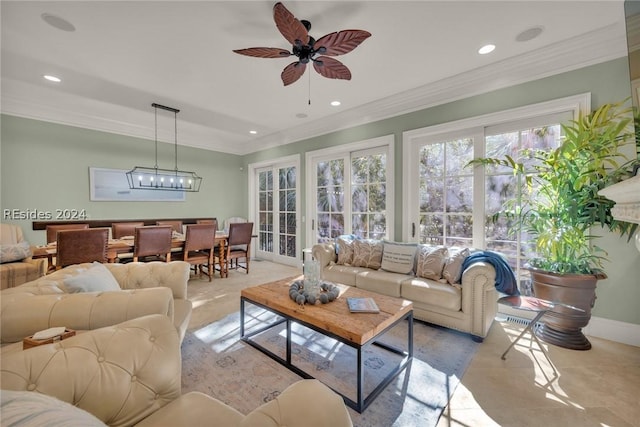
[126,103,202,192]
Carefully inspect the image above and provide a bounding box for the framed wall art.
[89,167,186,202]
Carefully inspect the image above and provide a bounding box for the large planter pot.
[528,268,607,351]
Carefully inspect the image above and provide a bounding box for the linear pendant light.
[126,103,202,192]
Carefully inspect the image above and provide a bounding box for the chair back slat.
[184,224,216,252]
[156,221,183,234]
[56,228,108,269]
[46,224,89,245]
[112,222,144,239]
[134,226,172,261]
[227,222,253,247]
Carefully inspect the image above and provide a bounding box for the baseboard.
[497,307,640,347]
[584,316,640,347]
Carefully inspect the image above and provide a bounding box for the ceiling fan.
[233,2,371,86]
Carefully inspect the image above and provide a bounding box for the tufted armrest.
[0,287,175,343]
[105,261,190,300]
[460,261,498,339]
[0,314,182,427]
[240,379,353,427]
[312,243,336,270]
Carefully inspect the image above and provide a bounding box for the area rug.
[181,306,479,427]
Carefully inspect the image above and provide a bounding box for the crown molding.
[1,87,250,155]
[1,22,628,156]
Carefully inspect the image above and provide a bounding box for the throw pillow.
[0,242,32,264]
[380,242,417,274]
[0,390,107,426]
[63,262,121,293]
[416,245,448,280]
[335,236,355,265]
[442,248,471,285]
[352,239,384,270]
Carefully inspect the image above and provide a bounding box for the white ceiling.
[0,1,629,155]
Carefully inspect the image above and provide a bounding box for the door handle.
[412,222,415,238]
[312,219,315,231]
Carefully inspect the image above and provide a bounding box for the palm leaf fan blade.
[233,47,291,58]
[281,61,307,86]
[313,56,351,80]
[273,2,309,46]
[314,30,371,56]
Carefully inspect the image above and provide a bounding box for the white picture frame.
[89,167,186,202]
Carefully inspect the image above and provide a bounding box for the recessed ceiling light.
[330,101,341,107]
[249,130,257,135]
[516,26,544,42]
[41,13,76,32]
[43,75,61,83]
[478,44,496,55]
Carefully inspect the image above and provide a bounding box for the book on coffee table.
[347,297,380,313]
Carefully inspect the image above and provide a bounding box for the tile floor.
[186,261,640,427]
[436,319,640,427]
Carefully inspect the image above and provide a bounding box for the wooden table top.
[241,276,413,346]
[32,232,229,258]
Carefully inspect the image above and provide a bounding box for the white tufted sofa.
[313,242,498,341]
[1,261,192,344]
[0,314,353,427]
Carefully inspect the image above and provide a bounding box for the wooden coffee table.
[240,276,413,413]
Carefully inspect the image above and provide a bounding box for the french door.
[403,95,585,292]
[253,160,299,267]
[306,135,394,246]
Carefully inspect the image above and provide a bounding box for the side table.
[498,295,584,366]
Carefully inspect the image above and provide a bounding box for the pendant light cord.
[154,105,159,170]
[174,110,178,173]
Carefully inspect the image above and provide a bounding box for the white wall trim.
[584,316,640,347]
[498,307,640,347]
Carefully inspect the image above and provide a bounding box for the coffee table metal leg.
[286,318,292,365]
[357,345,364,411]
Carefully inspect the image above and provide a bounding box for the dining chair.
[223,216,247,232]
[156,220,183,234]
[133,226,173,262]
[196,218,217,225]
[112,222,144,239]
[46,223,89,245]
[111,222,144,262]
[55,228,109,270]
[180,224,216,281]
[219,222,253,274]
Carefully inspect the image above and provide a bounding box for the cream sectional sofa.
[0,314,353,427]
[1,261,192,344]
[312,241,499,341]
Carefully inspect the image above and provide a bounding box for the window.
[306,135,394,246]
[403,94,588,291]
[249,155,300,267]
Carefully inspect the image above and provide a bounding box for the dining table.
[32,232,232,277]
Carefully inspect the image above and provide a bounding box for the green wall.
[0,116,247,245]
[244,57,640,325]
[1,57,638,324]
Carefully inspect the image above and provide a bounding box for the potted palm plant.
[469,100,639,350]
